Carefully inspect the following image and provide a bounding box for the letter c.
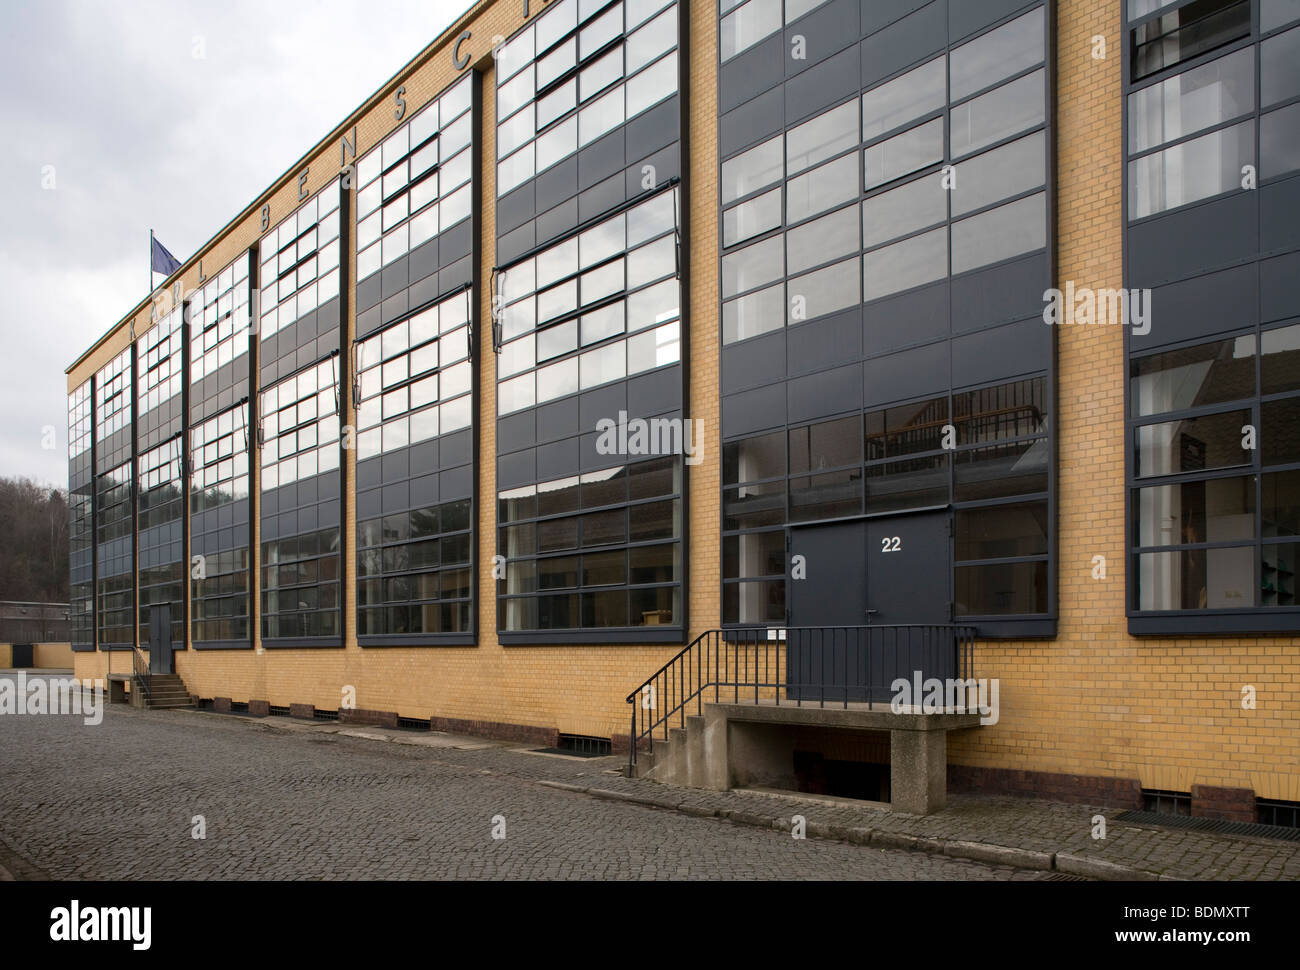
[454,30,472,70]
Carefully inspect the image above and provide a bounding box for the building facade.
[66,0,1300,817]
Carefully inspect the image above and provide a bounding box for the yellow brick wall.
[69,0,1299,799]
[945,0,1300,803]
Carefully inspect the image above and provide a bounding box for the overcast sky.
[0,0,468,490]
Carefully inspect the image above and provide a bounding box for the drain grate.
[1041,872,1090,882]
[1115,809,1300,843]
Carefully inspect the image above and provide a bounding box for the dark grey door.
[865,511,954,698]
[148,605,173,675]
[787,521,868,701]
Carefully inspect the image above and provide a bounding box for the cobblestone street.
[0,695,1044,881]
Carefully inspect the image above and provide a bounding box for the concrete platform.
[647,700,983,815]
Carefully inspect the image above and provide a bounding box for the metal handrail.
[625,624,977,773]
[132,647,151,705]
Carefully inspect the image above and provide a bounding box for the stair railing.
[131,647,151,706]
[625,624,977,774]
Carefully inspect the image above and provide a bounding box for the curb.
[542,782,1174,880]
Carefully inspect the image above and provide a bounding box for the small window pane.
[1131,335,1256,417]
[626,50,677,117]
[951,192,1046,274]
[950,7,1045,102]
[862,174,947,250]
[721,0,782,61]
[627,6,677,74]
[786,153,859,224]
[1135,409,1253,478]
[724,188,782,247]
[950,131,1046,217]
[1129,119,1254,218]
[864,118,944,191]
[1137,547,1257,610]
[951,69,1045,158]
[1129,47,1254,154]
[786,257,859,323]
[862,57,945,141]
[1262,102,1300,178]
[1135,476,1255,547]
[786,205,859,275]
[722,235,784,299]
[786,100,858,176]
[721,136,783,205]
[863,226,947,302]
[722,284,784,344]
[1262,323,1300,395]
[1263,0,1300,31]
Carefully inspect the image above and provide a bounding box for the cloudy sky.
[0,0,468,490]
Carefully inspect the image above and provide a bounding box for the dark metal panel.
[863,340,947,409]
[579,382,627,430]
[950,252,1049,335]
[721,329,786,394]
[496,219,536,266]
[719,87,785,159]
[787,308,863,377]
[722,382,787,437]
[1128,194,1257,288]
[861,0,934,37]
[720,33,785,115]
[627,365,681,417]
[784,44,859,124]
[577,172,626,222]
[787,361,863,425]
[1130,263,1258,352]
[625,96,680,164]
[536,435,580,480]
[863,281,949,354]
[949,0,1026,42]
[951,316,1048,388]
[537,153,580,209]
[1261,250,1300,323]
[497,448,537,490]
[535,197,579,246]
[1260,175,1300,256]
[499,409,538,452]
[860,0,945,89]
[496,181,535,236]
[784,0,860,80]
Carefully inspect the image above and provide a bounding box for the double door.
[786,512,953,702]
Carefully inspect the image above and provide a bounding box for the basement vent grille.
[397,716,431,731]
[557,734,612,757]
[268,706,291,717]
[230,701,249,714]
[197,698,213,710]
[1257,799,1300,829]
[1115,809,1300,843]
[1140,788,1191,816]
[313,709,339,721]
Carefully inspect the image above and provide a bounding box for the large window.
[720,6,1049,344]
[1127,0,1300,220]
[190,404,252,645]
[498,457,682,632]
[353,288,476,643]
[356,75,472,283]
[137,437,184,647]
[96,460,133,648]
[258,181,340,340]
[1130,324,1300,614]
[495,0,680,194]
[190,255,251,388]
[722,377,1050,623]
[355,290,473,460]
[259,359,342,642]
[495,188,681,415]
[68,382,94,650]
[719,0,831,62]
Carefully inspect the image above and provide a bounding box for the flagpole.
[149,228,154,295]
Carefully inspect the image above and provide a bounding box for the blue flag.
[151,235,181,277]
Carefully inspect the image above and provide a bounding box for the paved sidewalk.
[248,712,1299,881]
